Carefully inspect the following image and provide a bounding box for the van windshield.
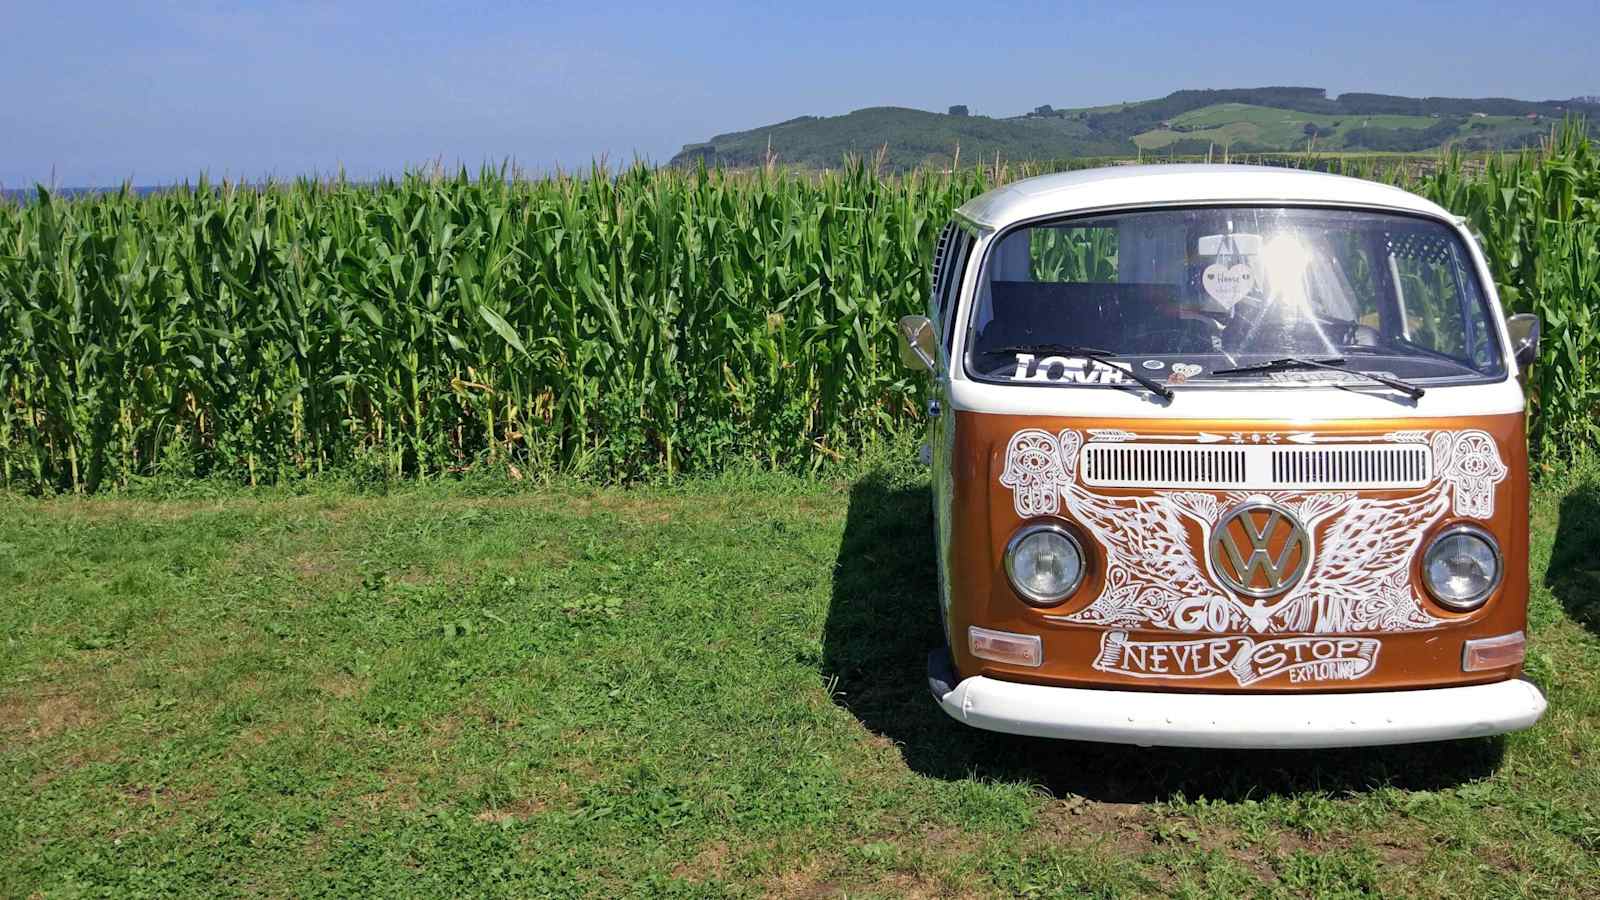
[965,207,1505,388]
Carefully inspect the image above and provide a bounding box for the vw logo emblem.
[1210,501,1310,598]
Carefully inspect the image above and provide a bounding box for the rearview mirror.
[1198,233,1263,256]
[897,315,937,371]
[1507,313,1540,369]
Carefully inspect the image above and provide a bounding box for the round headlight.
[1422,525,1502,611]
[1004,524,1086,606]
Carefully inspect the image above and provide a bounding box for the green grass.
[1134,103,1546,152]
[1172,103,1433,130]
[2,459,1597,897]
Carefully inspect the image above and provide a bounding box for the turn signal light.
[968,626,1043,667]
[1463,631,1526,672]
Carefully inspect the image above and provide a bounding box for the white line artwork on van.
[1086,429,1438,445]
[1436,429,1508,518]
[997,427,1507,635]
[1091,630,1382,686]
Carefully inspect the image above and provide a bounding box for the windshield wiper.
[985,343,1174,401]
[1213,356,1425,399]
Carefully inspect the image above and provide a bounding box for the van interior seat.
[976,281,1181,351]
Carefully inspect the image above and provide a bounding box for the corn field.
[1,127,1596,492]
[1413,126,1600,463]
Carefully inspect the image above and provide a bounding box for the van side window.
[939,231,973,349]
[1389,231,1492,367]
[928,223,957,322]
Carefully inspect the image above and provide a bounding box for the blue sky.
[3,0,1596,187]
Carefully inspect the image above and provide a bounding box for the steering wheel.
[1227,297,1362,350]
[1138,318,1223,354]
[1312,315,1361,346]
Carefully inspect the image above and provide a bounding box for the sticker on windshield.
[1167,363,1202,385]
[1012,353,1128,384]
[1267,369,1399,386]
[1201,263,1254,307]
[1142,359,1166,370]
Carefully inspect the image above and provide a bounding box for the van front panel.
[945,410,1528,692]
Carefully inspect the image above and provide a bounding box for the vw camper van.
[900,165,1547,748]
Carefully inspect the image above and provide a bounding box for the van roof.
[955,164,1453,230]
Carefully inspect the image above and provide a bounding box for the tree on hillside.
[948,105,969,117]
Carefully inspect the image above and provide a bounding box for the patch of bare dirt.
[317,673,368,701]
[27,498,219,523]
[394,567,437,585]
[1194,825,1279,884]
[1031,799,1317,888]
[310,500,374,523]
[27,744,117,789]
[1268,824,1378,858]
[28,495,382,526]
[753,826,987,900]
[1375,838,1426,869]
[763,858,842,899]
[422,714,462,750]
[0,692,99,740]
[104,781,222,842]
[290,552,343,582]
[549,730,605,782]
[860,872,977,900]
[233,718,299,749]
[1034,796,1156,857]
[670,839,731,881]
[358,769,421,813]
[120,781,216,809]
[473,795,549,825]
[915,824,967,857]
[589,493,678,525]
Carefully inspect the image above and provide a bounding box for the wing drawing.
[1058,489,1237,631]
[1269,486,1450,632]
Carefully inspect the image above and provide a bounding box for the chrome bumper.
[928,648,1547,749]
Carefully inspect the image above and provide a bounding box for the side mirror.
[897,315,937,372]
[1507,313,1540,369]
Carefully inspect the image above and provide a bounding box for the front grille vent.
[1080,443,1432,489]
[1269,446,1431,488]
[1081,445,1247,487]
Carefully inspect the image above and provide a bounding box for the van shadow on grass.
[1544,479,1600,636]
[821,472,1504,805]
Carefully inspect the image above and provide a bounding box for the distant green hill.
[671,87,1598,170]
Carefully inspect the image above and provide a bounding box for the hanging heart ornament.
[1202,263,1254,307]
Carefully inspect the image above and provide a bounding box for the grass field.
[1132,103,1537,151]
[2,454,1597,898]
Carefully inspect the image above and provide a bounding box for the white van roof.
[955,164,1452,230]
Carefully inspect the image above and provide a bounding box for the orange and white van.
[901,165,1547,748]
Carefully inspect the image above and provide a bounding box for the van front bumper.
[927,649,1547,749]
